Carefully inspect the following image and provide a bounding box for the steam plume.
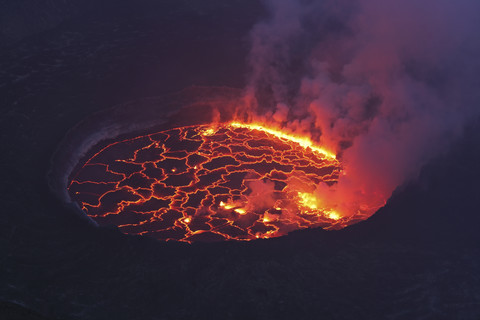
[245,0,480,217]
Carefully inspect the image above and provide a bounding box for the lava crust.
[69,123,347,242]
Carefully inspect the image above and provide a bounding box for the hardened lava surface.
[68,123,345,242]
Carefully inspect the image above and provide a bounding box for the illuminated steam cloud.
[245,0,480,218]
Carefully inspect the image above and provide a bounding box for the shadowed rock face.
[0,0,179,44]
[0,0,90,45]
[0,0,263,46]
[0,301,57,320]
[1,1,480,320]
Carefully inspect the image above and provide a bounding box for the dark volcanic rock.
[0,301,60,320]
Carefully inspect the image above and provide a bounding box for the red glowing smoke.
[241,0,480,220]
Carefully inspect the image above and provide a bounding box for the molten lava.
[69,122,359,242]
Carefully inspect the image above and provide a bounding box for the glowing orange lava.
[68,122,358,242]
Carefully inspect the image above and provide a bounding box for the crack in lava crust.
[68,123,350,242]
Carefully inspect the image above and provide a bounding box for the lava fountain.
[68,120,375,242]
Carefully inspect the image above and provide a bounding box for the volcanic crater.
[68,121,351,242]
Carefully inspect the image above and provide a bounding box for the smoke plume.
[245,0,480,217]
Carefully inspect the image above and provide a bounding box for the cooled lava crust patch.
[68,123,345,242]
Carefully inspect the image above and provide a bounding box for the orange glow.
[325,210,341,220]
[234,208,247,215]
[220,201,234,210]
[229,122,336,159]
[201,128,216,136]
[68,121,366,243]
[297,192,319,211]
